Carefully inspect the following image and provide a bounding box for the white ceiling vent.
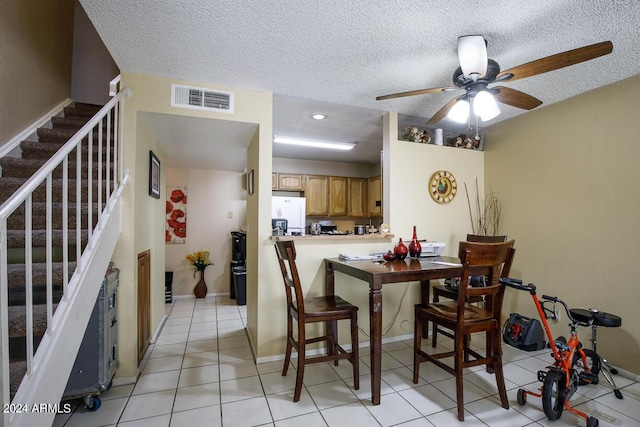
[171,84,234,113]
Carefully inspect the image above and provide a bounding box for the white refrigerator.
[272,196,306,235]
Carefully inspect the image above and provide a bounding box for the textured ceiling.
[80,0,640,169]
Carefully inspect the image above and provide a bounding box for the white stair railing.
[0,84,131,427]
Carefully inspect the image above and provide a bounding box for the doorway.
[137,250,151,362]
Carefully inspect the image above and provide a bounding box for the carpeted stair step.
[5,229,88,249]
[19,140,115,161]
[9,360,26,399]
[6,202,98,230]
[8,304,58,360]
[50,115,114,132]
[7,262,75,306]
[37,127,115,145]
[8,304,55,338]
[63,103,103,119]
[0,157,114,179]
[0,177,109,205]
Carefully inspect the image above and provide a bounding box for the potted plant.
[186,250,213,298]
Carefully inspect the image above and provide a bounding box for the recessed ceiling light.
[311,113,326,120]
[273,135,355,151]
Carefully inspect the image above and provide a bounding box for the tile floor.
[53,295,640,427]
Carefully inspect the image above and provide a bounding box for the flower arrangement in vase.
[186,250,214,298]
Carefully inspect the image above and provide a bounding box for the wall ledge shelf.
[271,233,394,242]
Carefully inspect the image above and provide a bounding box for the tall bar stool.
[569,307,623,399]
[274,240,359,402]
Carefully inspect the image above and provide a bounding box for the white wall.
[165,168,247,296]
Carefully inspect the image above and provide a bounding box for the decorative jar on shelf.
[409,226,422,259]
[394,238,408,260]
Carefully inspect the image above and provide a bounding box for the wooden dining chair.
[431,234,508,346]
[274,240,359,402]
[414,240,515,421]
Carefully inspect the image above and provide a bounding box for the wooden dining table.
[324,256,470,405]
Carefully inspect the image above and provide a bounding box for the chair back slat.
[274,240,305,311]
[456,240,516,320]
[466,234,507,243]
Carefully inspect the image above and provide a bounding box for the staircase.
[1,103,103,398]
[0,86,130,426]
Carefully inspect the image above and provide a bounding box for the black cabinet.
[230,231,246,300]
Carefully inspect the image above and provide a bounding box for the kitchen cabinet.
[304,175,329,216]
[348,178,367,217]
[368,175,382,217]
[329,176,348,216]
[277,173,304,191]
[272,173,278,190]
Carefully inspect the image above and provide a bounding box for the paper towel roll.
[434,128,443,145]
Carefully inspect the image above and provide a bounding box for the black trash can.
[232,266,247,306]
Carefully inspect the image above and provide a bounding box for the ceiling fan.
[376,36,613,125]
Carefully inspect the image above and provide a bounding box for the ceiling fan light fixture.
[447,99,470,123]
[273,135,355,151]
[473,91,501,121]
[458,35,488,78]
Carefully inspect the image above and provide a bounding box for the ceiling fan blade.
[497,41,613,82]
[493,86,543,110]
[376,86,458,101]
[426,95,464,125]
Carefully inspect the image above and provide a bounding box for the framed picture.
[247,169,254,195]
[149,151,160,199]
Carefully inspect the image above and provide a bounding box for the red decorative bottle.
[409,226,422,259]
[394,238,408,260]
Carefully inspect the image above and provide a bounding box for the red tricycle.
[501,278,600,427]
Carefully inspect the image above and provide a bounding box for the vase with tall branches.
[464,178,502,236]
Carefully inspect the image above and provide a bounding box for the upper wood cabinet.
[368,175,382,217]
[272,173,278,190]
[304,175,330,216]
[348,177,367,217]
[329,176,348,216]
[277,173,304,191]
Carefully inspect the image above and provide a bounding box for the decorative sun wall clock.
[429,170,457,204]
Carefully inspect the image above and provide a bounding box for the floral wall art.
[166,186,187,243]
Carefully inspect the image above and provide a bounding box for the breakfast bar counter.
[270,233,394,241]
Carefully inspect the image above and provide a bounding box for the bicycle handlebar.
[502,278,589,326]
[499,278,536,293]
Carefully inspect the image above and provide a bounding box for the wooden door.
[304,175,329,216]
[137,250,151,362]
[278,173,304,191]
[348,177,366,217]
[367,175,382,217]
[329,176,348,216]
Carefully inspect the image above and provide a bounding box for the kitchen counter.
[271,233,394,241]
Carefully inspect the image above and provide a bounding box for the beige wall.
[252,113,486,360]
[273,157,380,178]
[71,1,119,105]
[116,73,271,379]
[165,168,247,296]
[485,74,640,374]
[0,0,74,143]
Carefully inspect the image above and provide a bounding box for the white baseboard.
[170,291,229,301]
[111,376,137,387]
[149,314,168,344]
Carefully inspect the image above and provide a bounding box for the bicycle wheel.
[542,370,565,421]
[573,348,601,385]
